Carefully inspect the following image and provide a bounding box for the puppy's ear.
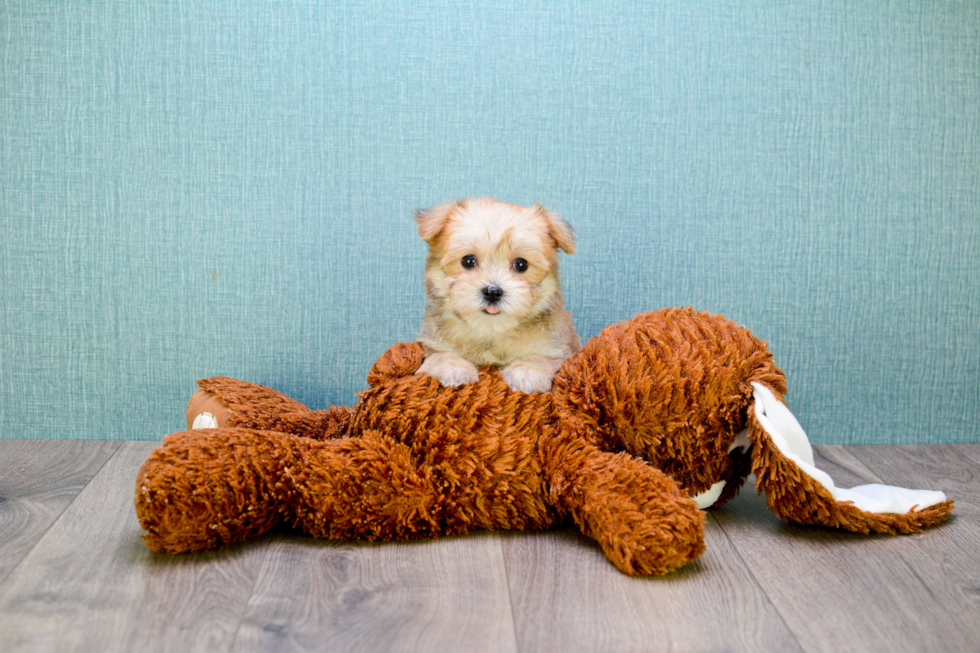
[535,205,576,254]
[415,201,460,243]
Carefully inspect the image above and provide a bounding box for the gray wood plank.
[2,441,973,653]
[712,444,980,653]
[956,443,980,467]
[231,532,519,653]
[848,444,980,651]
[0,441,269,653]
[502,519,803,653]
[0,439,122,586]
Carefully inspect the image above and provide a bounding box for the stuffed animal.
[135,308,952,575]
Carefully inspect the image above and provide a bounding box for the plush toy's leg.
[186,376,351,440]
[136,428,306,553]
[545,438,705,576]
[136,427,475,554]
[748,383,953,533]
[288,428,554,541]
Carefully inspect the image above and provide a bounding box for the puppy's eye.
[461,255,478,269]
[513,258,528,273]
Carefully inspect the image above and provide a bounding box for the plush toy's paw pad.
[500,361,555,393]
[185,389,232,429]
[191,412,218,429]
[416,353,480,387]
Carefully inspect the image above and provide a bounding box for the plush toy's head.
[551,310,786,503]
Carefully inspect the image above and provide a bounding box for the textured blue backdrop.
[1,1,978,442]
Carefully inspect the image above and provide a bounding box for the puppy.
[414,198,580,393]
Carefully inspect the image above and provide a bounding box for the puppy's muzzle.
[482,285,504,304]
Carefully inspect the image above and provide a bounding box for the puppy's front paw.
[416,353,480,387]
[501,360,555,393]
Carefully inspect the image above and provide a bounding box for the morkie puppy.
[414,198,580,393]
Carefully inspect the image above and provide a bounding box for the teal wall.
[2,1,978,443]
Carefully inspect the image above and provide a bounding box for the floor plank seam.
[706,510,808,653]
[498,534,525,653]
[224,541,274,653]
[0,440,125,591]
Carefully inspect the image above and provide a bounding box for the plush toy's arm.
[542,425,705,576]
[187,377,351,441]
[366,342,426,387]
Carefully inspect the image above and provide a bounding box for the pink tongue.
[485,306,500,315]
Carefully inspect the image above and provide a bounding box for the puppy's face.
[416,198,575,336]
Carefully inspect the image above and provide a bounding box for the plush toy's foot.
[749,383,953,533]
[136,428,306,553]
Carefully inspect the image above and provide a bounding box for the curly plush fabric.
[136,308,952,575]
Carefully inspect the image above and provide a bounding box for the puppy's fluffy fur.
[414,198,580,393]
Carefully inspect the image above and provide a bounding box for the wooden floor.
[0,440,977,653]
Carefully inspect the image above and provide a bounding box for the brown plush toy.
[135,308,952,576]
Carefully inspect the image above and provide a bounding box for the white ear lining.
[751,383,947,514]
[692,480,727,509]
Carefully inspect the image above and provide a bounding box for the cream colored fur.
[414,198,580,393]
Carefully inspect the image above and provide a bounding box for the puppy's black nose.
[482,285,504,303]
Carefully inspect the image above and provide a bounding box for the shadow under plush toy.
[135,308,952,575]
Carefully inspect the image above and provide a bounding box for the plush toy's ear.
[747,383,953,533]
[534,204,575,254]
[414,201,461,243]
